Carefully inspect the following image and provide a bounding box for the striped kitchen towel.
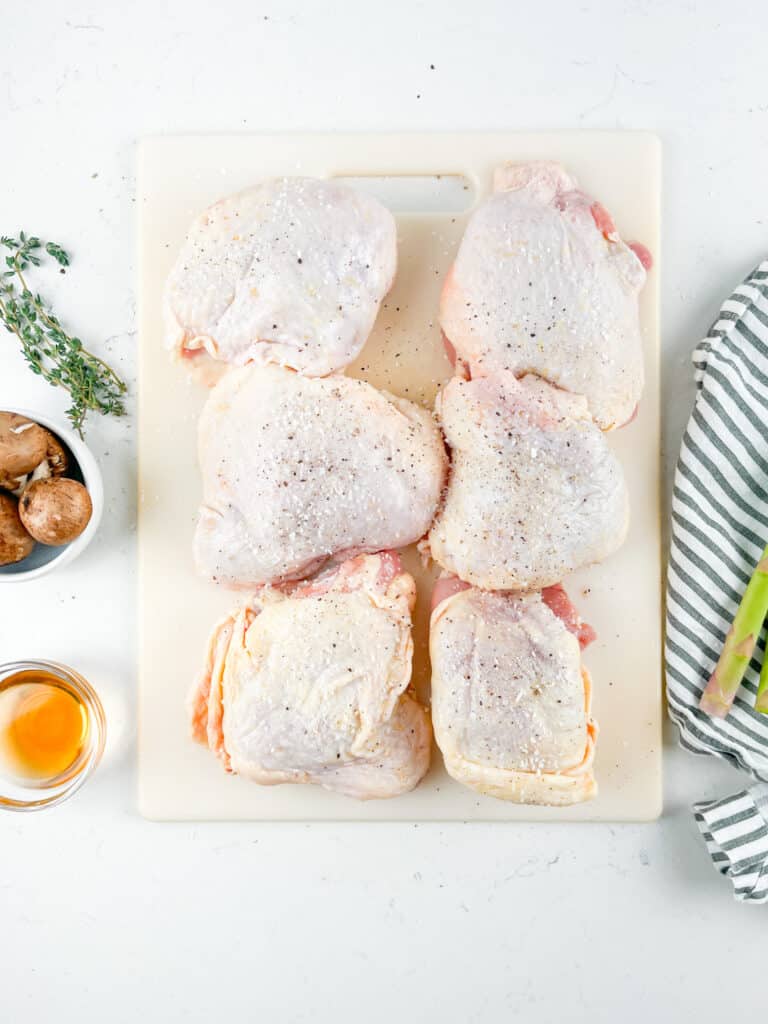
[694,785,768,903]
[666,258,768,903]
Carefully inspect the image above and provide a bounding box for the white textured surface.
[2,1,768,1020]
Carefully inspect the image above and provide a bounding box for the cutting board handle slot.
[332,174,476,213]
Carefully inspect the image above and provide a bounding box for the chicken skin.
[440,161,647,429]
[427,373,629,591]
[430,578,597,805]
[190,553,431,799]
[195,364,447,588]
[165,177,397,379]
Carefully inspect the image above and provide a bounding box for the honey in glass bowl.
[0,661,106,810]
[0,671,88,783]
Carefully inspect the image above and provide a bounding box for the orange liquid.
[0,672,88,782]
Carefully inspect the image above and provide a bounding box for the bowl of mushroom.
[0,409,103,581]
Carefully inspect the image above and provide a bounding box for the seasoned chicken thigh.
[440,161,648,429]
[195,364,447,588]
[165,177,397,378]
[190,553,431,799]
[428,373,629,591]
[430,578,597,805]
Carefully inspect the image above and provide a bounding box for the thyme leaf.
[0,233,127,436]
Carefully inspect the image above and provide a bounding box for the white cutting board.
[138,133,662,821]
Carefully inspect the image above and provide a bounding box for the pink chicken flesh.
[430,579,597,805]
[440,161,647,430]
[190,553,431,800]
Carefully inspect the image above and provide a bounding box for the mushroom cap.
[18,478,92,546]
[0,413,50,488]
[0,493,35,566]
[8,431,70,497]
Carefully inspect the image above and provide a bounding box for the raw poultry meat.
[440,161,648,429]
[430,578,597,805]
[165,177,397,379]
[189,553,431,799]
[194,364,447,588]
[427,372,629,591]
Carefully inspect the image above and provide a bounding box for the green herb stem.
[0,232,127,436]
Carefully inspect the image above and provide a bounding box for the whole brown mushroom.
[0,493,36,565]
[19,478,92,546]
[0,413,50,490]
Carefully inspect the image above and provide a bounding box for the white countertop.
[2,2,767,1020]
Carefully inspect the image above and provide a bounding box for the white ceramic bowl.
[0,408,103,582]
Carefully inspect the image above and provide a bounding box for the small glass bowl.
[0,660,106,812]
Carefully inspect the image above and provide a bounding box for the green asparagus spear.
[699,544,768,718]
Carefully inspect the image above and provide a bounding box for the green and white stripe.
[666,259,768,900]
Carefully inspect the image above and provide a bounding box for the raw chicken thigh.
[440,161,647,429]
[165,177,397,378]
[190,553,431,799]
[195,364,447,588]
[427,373,629,591]
[430,578,597,805]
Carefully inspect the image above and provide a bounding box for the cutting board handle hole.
[332,174,475,213]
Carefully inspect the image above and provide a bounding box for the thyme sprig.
[0,232,127,436]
